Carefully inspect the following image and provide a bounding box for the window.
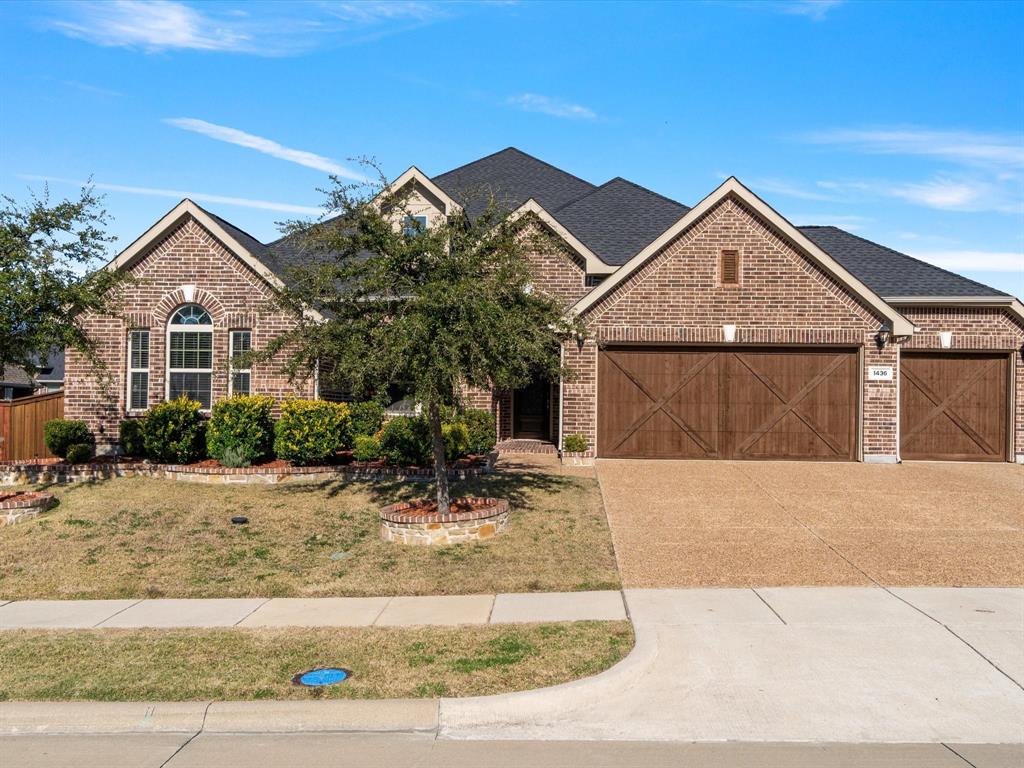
[720,249,740,286]
[167,304,213,409]
[229,330,252,396]
[402,215,427,237]
[585,275,607,288]
[127,329,150,410]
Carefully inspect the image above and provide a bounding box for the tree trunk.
[427,402,450,515]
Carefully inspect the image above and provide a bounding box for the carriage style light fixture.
[874,327,891,348]
[722,324,737,343]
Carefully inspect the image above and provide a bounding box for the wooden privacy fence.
[0,391,64,462]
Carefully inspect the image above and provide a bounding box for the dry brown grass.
[0,622,633,701]
[0,456,619,599]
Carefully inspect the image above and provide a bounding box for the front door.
[513,380,550,440]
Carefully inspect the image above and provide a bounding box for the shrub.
[273,399,351,466]
[118,419,146,458]
[442,421,471,460]
[143,398,206,464]
[347,401,385,441]
[44,419,91,459]
[219,445,251,468]
[563,433,588,453]
[378,415,432,466]
[206,395,275,465]
[460,408,497,455]
[352,434,381,462]
[65,443,94,465]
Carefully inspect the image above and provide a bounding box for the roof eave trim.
[510,199,616,275]
[105,199,325,322]
[568,176,915,336]
[886,295,1024,323]
[378,166,463,216]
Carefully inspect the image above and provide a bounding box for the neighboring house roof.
[0,365,35,389]
[552,177,690,265]
[33,350,65,384]
[432,147,596,219]
[799,226,1008,300]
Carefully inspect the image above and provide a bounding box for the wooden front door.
[598,346,858,460]
[900,352,1009,461]
[513,379,550,440]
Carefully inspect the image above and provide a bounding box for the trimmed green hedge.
[274,400,351,466]
[118,420,146,458]
[143,399,206,464]
[460,408,497,455]
[206,395,275,465]
[347,401,386,441]
[43,419,92,459]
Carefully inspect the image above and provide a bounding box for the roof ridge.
[192,203,269,249]
[800,225,1009,298]
[432,146,596,190]
[605,175,690,210]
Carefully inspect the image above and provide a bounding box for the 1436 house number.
[868,366,894,381]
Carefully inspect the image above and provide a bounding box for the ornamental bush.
[43,419,92,459]
[378,415,432,466]
[206,395,275,465]
[442,421,471,461]
[563,433,587,453]
[273,399,351,465]
[118,419,146,457]
[65,443,94,465]
[460,408,497,455]
[143,398,206,464]
[347,401,386,441]
[352,434,382,462]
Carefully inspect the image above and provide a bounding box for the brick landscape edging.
[0,491,55,525]
[380,497,510,546]
[0,452,498,487]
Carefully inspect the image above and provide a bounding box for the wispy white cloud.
[46,0,456,56]
[507,93,597,120]
[802,127,1024,169]
[774,1,844,21]
[18,174,321,215]
[60,79,124,98]
[164,118,367,180]
[909,250,1023,273]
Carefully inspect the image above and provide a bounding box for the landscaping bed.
[0,622,633,701]
[0,455,620,599]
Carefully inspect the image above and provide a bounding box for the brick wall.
[520,218,589,306]
[562,196,898,459]
[65,217,313,451]
[898,305,1024,460]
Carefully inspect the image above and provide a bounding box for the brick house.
[66,148,1024,463]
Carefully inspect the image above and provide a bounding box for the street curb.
[0,700,440,735]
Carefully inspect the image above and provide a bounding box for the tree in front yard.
[0,185,126,378]
[265,167,581,514]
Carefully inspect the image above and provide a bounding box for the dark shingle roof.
[798,226,1009,298]
[553,177,689,265]
[432,147,596,219]
[0,365,34,388]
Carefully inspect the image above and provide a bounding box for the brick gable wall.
[898,305,1024,460]
[562,196,899,459]
[65,217,313,451]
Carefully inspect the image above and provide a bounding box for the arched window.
[167,304,213,409]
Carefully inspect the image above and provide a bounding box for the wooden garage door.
[598,347,858,460]
[900,352,1009,462]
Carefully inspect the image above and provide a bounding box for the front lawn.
[0,621,633,700]
[0,458,619,599]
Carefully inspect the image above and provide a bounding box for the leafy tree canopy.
[0,185,125,377]
[267,166,583,511]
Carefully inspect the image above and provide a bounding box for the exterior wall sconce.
[939,331,953,349]
[874,328,891,348]
[722,324,737,343]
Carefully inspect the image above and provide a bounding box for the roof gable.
[571,177,915,336]
[553,177,689,266]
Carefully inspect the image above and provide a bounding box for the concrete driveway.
[596,459,1024,587]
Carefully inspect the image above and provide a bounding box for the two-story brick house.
[66,147,1024,463]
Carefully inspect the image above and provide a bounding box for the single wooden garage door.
[900,352,1009,462]
[598,347,858,460]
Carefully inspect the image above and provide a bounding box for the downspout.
[314,357,320,400]
[895,343,901,464]
[558,344,565,453]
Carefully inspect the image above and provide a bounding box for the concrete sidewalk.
[0,591,627,629]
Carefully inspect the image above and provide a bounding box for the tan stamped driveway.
[596,459,1024,587]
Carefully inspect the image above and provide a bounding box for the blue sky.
[1,0,1021,297]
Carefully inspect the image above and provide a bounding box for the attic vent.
[720,250,740,286]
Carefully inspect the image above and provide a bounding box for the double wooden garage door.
[900,352,1009,462]
[598,347,858,460]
